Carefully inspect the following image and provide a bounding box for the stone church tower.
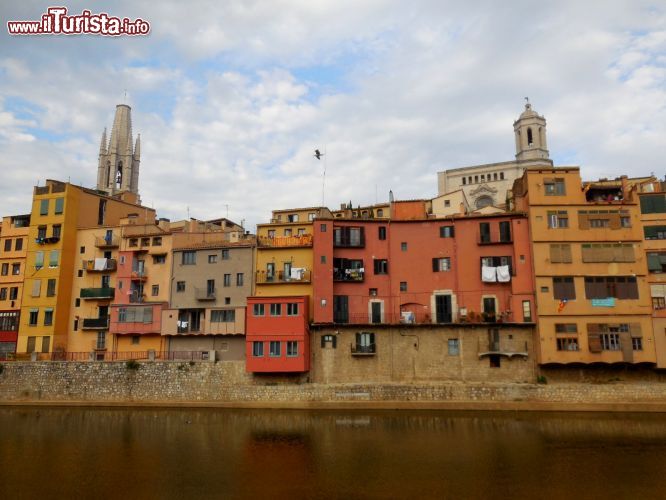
[513,101,549,161]
[96,104,141,200]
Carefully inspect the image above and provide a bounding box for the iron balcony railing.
[333,268,364,282]
[85,259,117,272]
[255,270,311,284]
[258,235,313,247]
[80,287,115,299]
[195,287,216,301]
[95,236,120,248]
[81,317,110,329]
[351,343,376,355]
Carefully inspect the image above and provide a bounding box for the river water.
[1,408,665,499]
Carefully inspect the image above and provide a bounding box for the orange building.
[0,214,30,358]
[512,168,655,366]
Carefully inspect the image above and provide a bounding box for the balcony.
[85,259,117,272]
[258,234,313,248]
[80,287,115,300]
[334,269,365,282]
[478,237,513,245]
[334,312,432,325]
[351,343,376,356]
[130,271,148,281]
[82,317,110,330]
[95,236,120,248]
[256,269,311,284]
[195,287,216,301]
[129,293,146,304]
[35,236,60,245]
[478,338,528,358]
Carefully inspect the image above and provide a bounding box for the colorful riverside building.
[0,214,30,358]
[639,178,666,367]
[17,179,152,357]
[163,222,253,361]
[511,168,656,366]
[246,207,331,372]
[308,198,536,383]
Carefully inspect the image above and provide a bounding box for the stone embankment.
[1,361,666,411]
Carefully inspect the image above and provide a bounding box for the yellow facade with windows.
[513,168,655,365]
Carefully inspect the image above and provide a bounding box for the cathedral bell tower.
[513,100,549,162]
[96,104,141,200]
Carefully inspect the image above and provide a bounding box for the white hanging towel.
[496,265,511,282]
[482,266,497,282]
[94,258,107,270]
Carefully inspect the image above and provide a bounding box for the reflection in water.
[1,408,665,499]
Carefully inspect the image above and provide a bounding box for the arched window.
[377,209,383,217]
[493,173,498,181]
[474,175,479,183]
[527,128,533,146]
[476,196,493,209]
[462,177,466,185]
[115,162,123,188]
[105,160,111,187]
[500,172,505,180]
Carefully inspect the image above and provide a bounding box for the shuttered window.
[550,244,572,263]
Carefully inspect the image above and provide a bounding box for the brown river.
[1,408,665,499]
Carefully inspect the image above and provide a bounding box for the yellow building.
[17,180,153,357]
[639,179,666,367]
[255,207,331,319]
[0,214,30,357]
[513,168,655,365]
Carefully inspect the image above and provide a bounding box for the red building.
[0,311,19,359]
[313,200,535,328]
[245,295,310,372]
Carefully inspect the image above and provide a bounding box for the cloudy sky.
[1,1,664,229]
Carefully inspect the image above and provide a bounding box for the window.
[37,226,47,239]
[499,221,511,242]
[553,277,576,300]
[284,228,292,237]
[589,218,610,228]
[41,336,50,353]
[321,256,327,264]
[253,303,265,316]
[0,263,7,276]
[131,336,140,345]
[97,200,106,226]
[480,256,513,276]
[479,222,491,243]
[439,226,454,239]
[550,244,572,263]
[556,337,579,351]
[176,281,185,292]
[252,341,264,357]
[400,242,408,252]
[269,341,281,357]
[75,298,80,307]
[81,246,86,254]
[444,200,450,207]
[547,211,569,228]
[52,224,61,239]
[9,287,18,300]
[369,288,378,296]
[141,237,150,247]
[15,238,23,251]
[267,230,275,239]
[54,197,64,214]
[544,178,566,196]
[462,177,466,185]
[373,259,388,275]
[500,172,504,180]
[182,251,196,265]
[432,258,451,272]
[29,309,38,326]
[644,226,666,240]
[35,251,44,269]
[46,279,56,297]
[632,337,643,351]
[44,308,53,326]
[620,216,631,228]
[400,281,407,292]
[40,199,49,215]
[222,249,230,260]
[3,239,11,251]
[152,285,159,296]
[287,214,299,222]
[320,224,327,232]
[308,213,316,221]
[287,303,299,316]
[378,226,387,240]
[522,300,532,322]
[582,243,635,263]
[640,194,666,214]
[77,270,83,278]
[11,263,20,275]
[153,255,166,264]
[355,332,375,354]
[600,333,621,351]
[73,319,78,331]
[448,339,459,356]
[224,274,231,287]
[225,297,231,305]
[270,303,282,316]
[584,276,638,300]
[334,227,364,247]
[287,341,298,357]
[152,237,162,246]
[297,228,305,236]
[129,238,138,247]
[48,250,59,267]
[211,310,235,322]
[0,288,6,300]
[208,254,217,263]
[377,209,384,217]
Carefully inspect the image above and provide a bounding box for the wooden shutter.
[587,323,602,353]
[432,258,439,272]
[609,213,621,229]
[550,244,562,263]
[578,212,590,230]
[561,244,572,263]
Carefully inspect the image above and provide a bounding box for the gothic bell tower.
[513,100,549,162]
[96,104,141,200]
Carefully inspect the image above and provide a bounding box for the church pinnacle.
[96,104,141,200]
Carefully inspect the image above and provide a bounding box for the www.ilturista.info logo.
[7,7,150,36]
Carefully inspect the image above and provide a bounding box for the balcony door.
[266,263,275,282]
[371,302,382,324]
[98,305,108,319]
[483,297,496,322]
[333,295,348,324]
[435,295,452,323]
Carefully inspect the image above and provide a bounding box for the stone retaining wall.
[1,361,666,407]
